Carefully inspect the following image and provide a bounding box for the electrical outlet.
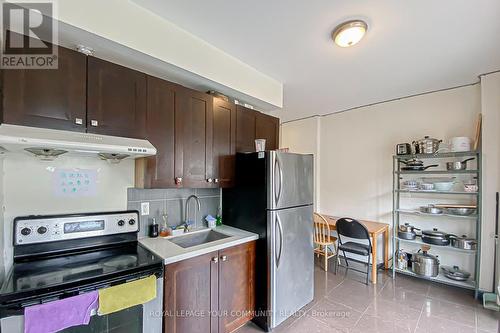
[141,202,150,216]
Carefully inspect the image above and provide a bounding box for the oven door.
[0,277,163,333]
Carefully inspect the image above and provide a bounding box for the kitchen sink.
[169,230,230,248]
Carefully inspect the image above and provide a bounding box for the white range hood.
[0,124,156,162]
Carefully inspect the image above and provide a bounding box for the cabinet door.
[235,105,257,153]
[164,252,219,333]
[212,98,236,188]
[2,44,87,131]
[140,76,178,188]
[176,88,213,188]
[87,57,146,139]
[218,241,256,333]
[256,112,280,150]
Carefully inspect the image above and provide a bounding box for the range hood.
[0,124,156,162]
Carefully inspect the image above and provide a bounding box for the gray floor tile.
[422,297,476,327]
[426,283,478,307]
[475,306,500,332]
[307,299,362,330]
[378,281,428,311]
[283,315,348,333]
[350,313,415,333]
[364,298,421,331]
[415,314,476,333]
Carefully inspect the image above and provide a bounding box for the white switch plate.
[141,202,150,216]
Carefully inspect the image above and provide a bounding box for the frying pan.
[399,160,439,171]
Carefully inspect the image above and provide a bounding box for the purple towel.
[24,291,98,333]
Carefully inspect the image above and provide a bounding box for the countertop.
[139,225,259,265]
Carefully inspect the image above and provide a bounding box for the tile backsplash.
[127,188,221,238]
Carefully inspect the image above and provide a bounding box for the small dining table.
[321,215,390,284]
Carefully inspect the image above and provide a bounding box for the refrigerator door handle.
[274,156,283,206]
[276,214,284,268]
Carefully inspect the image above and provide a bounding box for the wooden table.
[322,215,390,284]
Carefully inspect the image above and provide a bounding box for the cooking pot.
[411,249,439,277]
[450,137,471,152]
[441,266,470,281]
[421,228,451,246]
[399,159,439,171]
[449,235,477,250]
[413,136,442,154]
[398,223,420,240]
[420,205,443,215]
[446,158,475,171]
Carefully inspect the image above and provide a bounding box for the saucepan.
[446,158,475,171]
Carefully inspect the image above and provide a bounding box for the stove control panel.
[14,211,140,245]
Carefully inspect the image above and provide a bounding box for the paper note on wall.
[53,169,97,197]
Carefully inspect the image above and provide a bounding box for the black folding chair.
[334,217,372,285]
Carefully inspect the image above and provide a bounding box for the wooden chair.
[313,213,338,272]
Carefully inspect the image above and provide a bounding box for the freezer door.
[268,205,314,328]
[267,152,313,210]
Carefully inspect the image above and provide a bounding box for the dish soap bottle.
[159,213,171,237]
[216,207,222,226]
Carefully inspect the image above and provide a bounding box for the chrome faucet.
[182,195,201,230]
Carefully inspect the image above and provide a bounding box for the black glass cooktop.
[0,243,162,306]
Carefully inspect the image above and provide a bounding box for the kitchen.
[0,1,500,333]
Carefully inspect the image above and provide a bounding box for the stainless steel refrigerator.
[223,151,314,331]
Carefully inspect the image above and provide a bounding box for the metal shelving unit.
[392,151,481,296]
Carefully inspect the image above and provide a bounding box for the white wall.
[1,155,133,273]
[479,71,500,291]
[282,85,491,288]
[281,117,320,208]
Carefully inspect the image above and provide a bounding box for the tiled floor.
[236,260,499,333]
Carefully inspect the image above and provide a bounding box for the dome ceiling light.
[332,20,368,47]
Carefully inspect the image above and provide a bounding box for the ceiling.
[132,0,500,122]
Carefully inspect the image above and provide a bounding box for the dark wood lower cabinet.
[163,241,256,333]
[218,242,256,332]
[164,251,219,333]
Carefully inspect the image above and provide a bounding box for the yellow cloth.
[98,275,156,315]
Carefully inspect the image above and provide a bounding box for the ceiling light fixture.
[332,20,368,47]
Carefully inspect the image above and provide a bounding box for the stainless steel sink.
[169,230,230,248]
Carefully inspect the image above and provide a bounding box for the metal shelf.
[396,170,478,175]
[392,151,482,296]
[396,237,477,254]
[396,189,478,195]
[396,209,478,220]
[395,268,476,290]
[394,151,479,160]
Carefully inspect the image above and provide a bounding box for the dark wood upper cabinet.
[218,242,256,333]
[212,98,236,187]
[87,57,147,139]
[175,87,213,188]
[236,105,280,152]
[136,76,178,188]
[164,251,219,333]
[235,105,257,153]
[2,44,87,131]
[256,112,280,150]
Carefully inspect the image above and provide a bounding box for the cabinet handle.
[211,256,219,263]
[175,177,183,185]
[90,120,99,127]
[214,179,219,184]
[75,118,83,125]
[220,255,227,262]
[207,178,213,183]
